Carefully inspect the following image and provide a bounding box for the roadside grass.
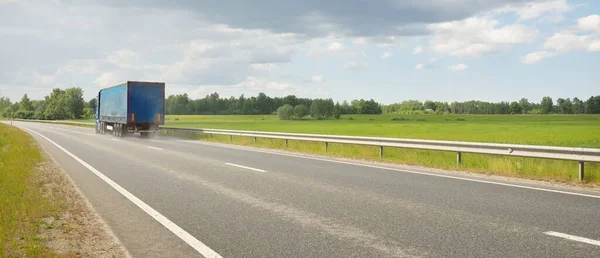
[159,114,600,184]
[179,133,600,183]
[0,123,72,257]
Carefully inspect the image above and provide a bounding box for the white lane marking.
[178,140,600,200]
[225,163,267,173]
[147,146,163,151]
[544,231,600,246]
[111,138,118,141]
[23,127,223,258]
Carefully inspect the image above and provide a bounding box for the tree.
[89,98,97,113]
[310,99,334,119]
[20,94,34,111]
[293,104,309,119]
[44,88,69,120]
[518,98,531,114]
[585,96,600,114]
[540,96,553,114]
[65,87,85,119]
[556,98,572,114]
[276,104,294,120]
[0,96,11,117]
[509,101,521,114]
[333,102,342,119]
[572,97,584,114]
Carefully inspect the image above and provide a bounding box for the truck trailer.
[95,81,165,138]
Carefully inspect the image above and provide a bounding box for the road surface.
[9,121,600,258]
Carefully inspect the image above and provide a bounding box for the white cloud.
[310,75,326,83]
[250,63,278,72]
[381,52,393,59]
[428,17,537,58]
[94,72,123,87]
[344,62,371,71]
[33,72,56,86]
[448,64,468,71]
[415,63,425,70]
[413,46,423,55]
[501,0,574,22]
[520,51,557,64]
[236,76,294,91]
[578,15,600,34]
[543,32,600,52]
[328,42,345,52]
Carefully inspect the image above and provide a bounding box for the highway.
[10,121,600,258]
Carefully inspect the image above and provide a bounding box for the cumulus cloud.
[381,52,393,59]
[520,51,557,64]
[448,64,468,71]
[578,15,600,33]
[415,64,426,70]
[428,17,537,58]
[500,0,574,22]
[543,33,600,52]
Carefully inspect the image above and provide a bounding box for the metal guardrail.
[14,119,600,180]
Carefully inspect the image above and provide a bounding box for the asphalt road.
[9,121,600,258]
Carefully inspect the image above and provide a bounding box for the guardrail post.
[285,139,288,148]
[379,146,383,158]
[457,152,462,165]
[209,133,212,139]
[229,135,232,141]
[579,161,584,181]
[254,137,257,144]
[325,142,328,152]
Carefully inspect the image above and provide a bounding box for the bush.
[13,110,35,119]
[293,104,309,119]
[390,117,410,121]
[310,99,334,120]
[277,104,294,120]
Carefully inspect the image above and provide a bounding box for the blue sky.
[0,0,598,104]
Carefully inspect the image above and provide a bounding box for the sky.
[0,0,598,104]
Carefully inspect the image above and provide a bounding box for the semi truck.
[95,81,165,138]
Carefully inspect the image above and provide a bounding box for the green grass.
[161,114,600,184]
[0,124,60,256]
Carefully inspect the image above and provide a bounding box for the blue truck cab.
[95,81,165,138]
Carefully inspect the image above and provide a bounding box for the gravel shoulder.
[35,142,130,257]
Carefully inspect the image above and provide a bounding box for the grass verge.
[0,123,128,257]
[163,130,600,185]
[0,123,61,256]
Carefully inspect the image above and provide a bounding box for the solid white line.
[544,231,600,246]
[147,146,163,151]
[225,163,267,173]
[23,127,223,258]
[178,140,600,200]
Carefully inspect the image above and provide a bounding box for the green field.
[165,114,600,148]
[79,114,600,183]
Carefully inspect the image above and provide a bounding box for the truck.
[95,81,165,138]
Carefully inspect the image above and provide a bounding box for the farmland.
[165,114,600,148]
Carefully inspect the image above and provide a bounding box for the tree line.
[0,87,95,120]
[1,88,600,121]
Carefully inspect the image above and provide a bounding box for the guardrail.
[14,119,600,181]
